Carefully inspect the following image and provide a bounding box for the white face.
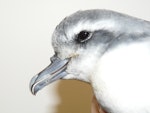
[51,11,117,82]
[64,46,101,82]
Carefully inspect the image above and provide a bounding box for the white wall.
[0,0,150,113]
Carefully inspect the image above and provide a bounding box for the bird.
[30,9,150,113]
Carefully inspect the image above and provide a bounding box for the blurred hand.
[91,96,106,113]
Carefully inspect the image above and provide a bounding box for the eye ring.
[76,30,92,43]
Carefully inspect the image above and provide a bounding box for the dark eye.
[76,31,92,43]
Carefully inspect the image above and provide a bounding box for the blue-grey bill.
[29,57,70,95]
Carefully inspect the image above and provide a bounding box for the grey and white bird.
[30,9,150,113]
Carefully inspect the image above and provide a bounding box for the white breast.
[91,41,150,113]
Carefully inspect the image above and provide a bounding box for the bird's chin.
[63,70,91,83]
[61,73,77,80]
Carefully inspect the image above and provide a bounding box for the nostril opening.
[50,52,60,63]
[50,56,56,63]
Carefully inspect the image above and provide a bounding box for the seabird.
[30,9,150,113]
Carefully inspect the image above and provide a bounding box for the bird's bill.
[29,56,70,95]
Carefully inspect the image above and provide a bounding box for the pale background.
[0,0,150,113]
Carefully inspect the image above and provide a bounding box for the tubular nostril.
[50,53,60,63]
[50,56,56,63]
[50,52,57,63]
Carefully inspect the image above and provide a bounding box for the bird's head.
[30,9,124,95]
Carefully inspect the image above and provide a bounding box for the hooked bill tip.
[29,74,39,95]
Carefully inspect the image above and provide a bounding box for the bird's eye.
[76,31,92,43]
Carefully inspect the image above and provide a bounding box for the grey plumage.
[30,9,150,113]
